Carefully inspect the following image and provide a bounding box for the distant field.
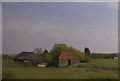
[89,59,118,69]
[2,58,118,79]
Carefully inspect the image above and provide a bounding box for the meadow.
[2,57,118,79]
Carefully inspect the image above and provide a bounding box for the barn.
[15,51,41,65]
[58,51,80,67]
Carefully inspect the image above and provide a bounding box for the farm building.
[15,51,41,65]
[58,51,80,67]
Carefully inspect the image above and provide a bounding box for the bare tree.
[34,48,43,54]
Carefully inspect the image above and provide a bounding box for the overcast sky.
[2,2,118,54]
[0,2,1,55]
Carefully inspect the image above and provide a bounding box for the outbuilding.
[58,51,80,67]
[15,51,41,65]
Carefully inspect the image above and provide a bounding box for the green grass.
[89,59,118,69]
[3,67,118,79]
[2,58,118,79]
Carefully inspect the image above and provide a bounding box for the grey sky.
[2,2,118,54]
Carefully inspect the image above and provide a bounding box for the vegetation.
[3,67,118,79]
[2,71,13,79]
[44,49,48,53]
[89,59,118,69]
[51,44,69,60]
[90,53,118,59]
[2,57,118,79]
[37,52,53,63]
[2,44,118,79]
[84,47,91,55]
[84,55,90,63]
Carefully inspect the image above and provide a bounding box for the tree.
[68,46,85,61]
[34,48,43,54]
[83,47,91,62]
[84,47,91,55]
[44,49,48,53]
[51,44,69,60]
[38,52,52,63]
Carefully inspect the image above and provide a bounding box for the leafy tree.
[44,49,48,53]
[68,46,85,61]
[37,52,52,63]
[51,44,69,60]
[84,47,91,55]
[84,55,90,62]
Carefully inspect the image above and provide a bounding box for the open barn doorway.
[68,59,71,66]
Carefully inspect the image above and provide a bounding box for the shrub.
[46,60,58,67]
[84,55,90,63]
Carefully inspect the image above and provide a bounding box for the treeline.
[90,53,118,59]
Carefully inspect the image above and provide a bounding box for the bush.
[46,60,58,67]
[84,55,90,63]
[37,53,53,63]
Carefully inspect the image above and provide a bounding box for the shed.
[15,51,40,64]
[58,51,80,67]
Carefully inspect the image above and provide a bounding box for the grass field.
[2,58,118,79]
[89,59,118,69]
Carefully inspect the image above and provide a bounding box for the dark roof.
[16,51,39,60]
[59,51,79,60]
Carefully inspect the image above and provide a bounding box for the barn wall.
[71,59,80,66]
[59,59,80,67]
[59,59,68,67]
